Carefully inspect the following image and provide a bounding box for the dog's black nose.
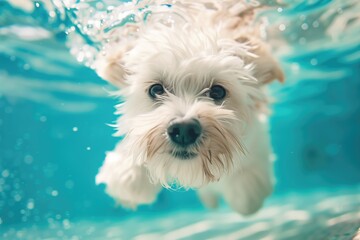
[167,119,202,147]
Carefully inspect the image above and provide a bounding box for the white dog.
[95,1,284,215]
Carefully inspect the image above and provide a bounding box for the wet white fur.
[95,13,283,215]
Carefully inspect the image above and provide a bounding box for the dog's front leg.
[221,163,274,215]
[198,185,220,209]
[96,151,162,209]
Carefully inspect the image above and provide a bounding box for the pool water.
[1,187,360,239]
[1,0,360,239]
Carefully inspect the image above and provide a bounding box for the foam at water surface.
[2,0,359,87]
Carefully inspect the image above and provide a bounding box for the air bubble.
[301,23,309,30]
[14,194,22,202]
[23,64,31,70]
[63,219,71,229]
[299,37,306,44]
[2,170,9,178]
[279,24,286,31]
[40,116,47,122]
[310,58,318,66]
[27,199,35,210]
[49,11,56,18]
[24,155,34,164]
[95,2,104,9]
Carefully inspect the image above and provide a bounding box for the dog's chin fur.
[112,98,244,189]
[95,2,284,215]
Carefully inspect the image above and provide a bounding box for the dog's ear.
[94,49,128,88]
[236,35,284,84]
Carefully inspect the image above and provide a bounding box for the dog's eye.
[209,85,226,100]
[149,84,165,99]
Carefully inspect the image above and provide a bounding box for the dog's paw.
[223,167,273,216]
[94,48,128,87]
[96,152,161,209]
[198,187,220,209]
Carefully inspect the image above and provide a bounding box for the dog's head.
[96,25,283,188]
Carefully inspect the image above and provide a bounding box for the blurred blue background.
[0,0,359,239]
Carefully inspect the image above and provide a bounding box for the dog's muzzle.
[167,118,202,147]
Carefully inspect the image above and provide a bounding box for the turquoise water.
[1,0,360,239]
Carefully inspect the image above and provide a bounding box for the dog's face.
[99,26,283,188]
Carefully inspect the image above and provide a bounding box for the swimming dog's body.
[95,1,284,215]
